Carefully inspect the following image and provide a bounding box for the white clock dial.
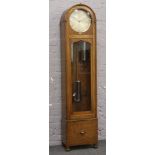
[69,9,91,33]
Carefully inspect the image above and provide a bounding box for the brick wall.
[49,0,106,146]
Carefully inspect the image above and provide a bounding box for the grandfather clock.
[60,4,97,150]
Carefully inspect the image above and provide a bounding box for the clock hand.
[72,15,79,21]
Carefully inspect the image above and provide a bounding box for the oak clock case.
[60,4,97,150]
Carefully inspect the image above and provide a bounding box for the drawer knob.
[80,130,85,134]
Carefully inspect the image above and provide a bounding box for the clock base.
[62,118,98,148]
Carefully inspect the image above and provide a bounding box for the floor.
[49,140,106,155]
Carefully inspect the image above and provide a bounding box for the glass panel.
[71,41,91,112]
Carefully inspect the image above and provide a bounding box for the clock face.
[69,9,91,33]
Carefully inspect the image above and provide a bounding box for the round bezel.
[69,9,91,33]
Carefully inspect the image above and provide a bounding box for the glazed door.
[71,41,91,113]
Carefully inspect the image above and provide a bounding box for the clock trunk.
[60,4,97,150]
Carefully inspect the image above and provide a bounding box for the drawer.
[67,119,98,146]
